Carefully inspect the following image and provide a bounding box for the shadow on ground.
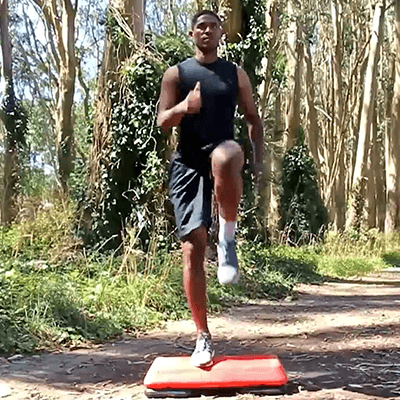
[1,323,400,398]
[2,272,400,399]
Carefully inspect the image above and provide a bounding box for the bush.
[280,145,327,244]
[208,243,323,304]
[10,199,81,262]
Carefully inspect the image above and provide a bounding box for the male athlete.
[157,10,263,367]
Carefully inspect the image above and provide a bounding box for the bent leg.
[211,141,244,285]
[211,140,244,221]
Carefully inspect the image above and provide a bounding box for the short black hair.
[191,10,222,29]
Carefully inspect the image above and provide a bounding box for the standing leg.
[181,226,208,335]
[211,141,244,284]
[181,226,214,366]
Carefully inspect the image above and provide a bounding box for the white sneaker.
[190,332,214,367]
[217,239,239,284]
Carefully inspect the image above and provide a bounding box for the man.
[157,10,263,367]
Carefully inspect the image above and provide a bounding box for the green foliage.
[91,58,166,249]
[106,14,130,48]
[24,101,55,167]
[236,243,322,299]
[323,230,400,261]
[2,88,28,147]
[0,209,188,353]
[17,100,57,198]
[0,253,189,353]
[317,257,380,278]
[153,32,194,66]
[271,51,287,86]
[280,145,327,244]
[9,200,80,261]
[2,200,399,353]
[90,30,193,250]
[224,0,267,89]
[314,230,400,278]
[19,167,55,199]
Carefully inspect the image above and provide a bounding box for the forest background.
[1,0,400,354]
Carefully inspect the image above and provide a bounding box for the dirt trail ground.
[2,270,400,400]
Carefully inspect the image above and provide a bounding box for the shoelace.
[197,334,212,352]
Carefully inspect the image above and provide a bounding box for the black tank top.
[177,57,238,167]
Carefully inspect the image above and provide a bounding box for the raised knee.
[212,141,244,171]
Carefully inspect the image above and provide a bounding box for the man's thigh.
[169,157,213,239]
[210,140,244,171]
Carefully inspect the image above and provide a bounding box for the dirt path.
[1,271,400,400]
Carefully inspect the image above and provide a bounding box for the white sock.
[219,215,236,242]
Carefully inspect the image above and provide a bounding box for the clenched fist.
[185,81,202,114]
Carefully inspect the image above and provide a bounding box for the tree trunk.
[257,0,278,240]
[218,0,242,43]
[386,0,400,232]
[132,0,144,40]
[88,0,144,243]
[57,0,77,193]
[367,106,377,229]
[330,0,346,230]
[0,0,19,225]
[285,0,301,149]
[33,0,78,193]
[168,0,177,35]
[269,90,284,242]
[259,0,277,119]
[303,34,322,176]
[347,0,384,230]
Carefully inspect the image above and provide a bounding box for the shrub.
[280,145,327,244]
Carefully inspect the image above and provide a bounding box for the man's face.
[190,14,223,52]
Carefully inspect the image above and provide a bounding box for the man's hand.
[185,81,202,114]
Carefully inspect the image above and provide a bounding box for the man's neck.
[194,49,218,65]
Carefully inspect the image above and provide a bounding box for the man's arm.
[157,66,201,132]
[237,67,264,175]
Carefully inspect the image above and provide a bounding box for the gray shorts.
[169,153,213,239]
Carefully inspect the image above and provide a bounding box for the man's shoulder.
[177,57,195,68]
[217,58,238,68]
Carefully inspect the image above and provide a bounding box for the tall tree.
[31,0,78,193]
[303,23,322,175]
[0,0,25,224]
[330,0,346,230]
[347,0,385,230]
[88,0,144,244]
[285,0,301,149]
[386,0,400,232]
[261,0,282,240]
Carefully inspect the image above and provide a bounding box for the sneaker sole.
[190,351,215,368]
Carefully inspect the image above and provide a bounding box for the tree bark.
[257,0,278,240]
[217,0,242,43]
[367,106,378,229]
[386,0,400,232]
[33,0,78,194]
[330,0,346,230]
[347,0,385,230]
[303,33,322,176]
[57,0,77,193]
[269,91,284,242]
[259,0,277,119]
[132,0,144,41]
[0,0,19,225]
[89,0,144,208]
[285,0,301,149]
